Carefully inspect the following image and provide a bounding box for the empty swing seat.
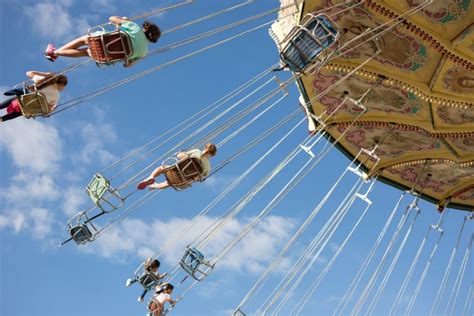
[179,246,213,281]
[88,26,133,65]
[69,224,93,245]
[280,13,339,73]
[163,157,204,190]
[86,173,124,212]
[233,309,246,316]
[19,92,50,118]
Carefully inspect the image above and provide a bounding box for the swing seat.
[280,13,339,73]
[179,246,213,281]
[88,26,133,65]
[137,272,163,290]
[163,157,204,191]
[86,173,124,212]
[69,224,93,245]
[18,92,50,118]
[233,309,246,316]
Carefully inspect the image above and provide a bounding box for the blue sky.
[0,1,472,316]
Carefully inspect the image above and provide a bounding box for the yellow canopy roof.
[288,0,474,210]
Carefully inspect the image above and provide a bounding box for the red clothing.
[7,99,21,113]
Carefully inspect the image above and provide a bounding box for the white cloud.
[82,215,296,275]
[0,207,55,240]
[62,186,88,216]
[0,210,27,233]
[30,208,55,239]
[24,1,97,42]
[25,1,73,40]
[0,118,62,173]
[75,121,117,166]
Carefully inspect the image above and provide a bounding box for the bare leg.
[149,181,170,190]
[55,35,90,58]
[149,166,165,179]
[138,166,166,190]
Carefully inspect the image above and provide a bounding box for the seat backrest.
[139,272,161,289]
[88,31,133,63]
[70,225,93,244]
[19,92,49,118]
[280,13,339,73]
[164,157,204,189]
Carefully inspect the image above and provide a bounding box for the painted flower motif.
[448,2,462,15]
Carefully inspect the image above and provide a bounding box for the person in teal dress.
[44,16,161,67]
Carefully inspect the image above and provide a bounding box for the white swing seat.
[280,13,339,73]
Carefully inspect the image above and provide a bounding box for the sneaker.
[125,278,133,287]
[137,178,155,190]
[44,43,57,62]
[138,296,144,302]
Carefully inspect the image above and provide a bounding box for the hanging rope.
[294,179,378,315]
[364,198,425,315]
[351,165,431,314]
[50,0,370,116]
[388,209,447,315]
[462,280,473,316]
[97,99,300,239]
[404,211,449,315]
[25,0,197,86]
[232,140,342,313]
[259,143,382,314]
[429,214,469,315]
[118,76,279,190]
[128,0,193,21]
[444,232,473,316]
[102,63,277,177]
[333,191,408,316]
[50,4,302,115]
[264,177,367,315]
[154,117,306,259]
[272,150,384,314]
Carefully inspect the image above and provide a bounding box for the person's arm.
[109,16,130,25]
[176,152,188,159]
[48,104,57,112]
[26,71,53,79]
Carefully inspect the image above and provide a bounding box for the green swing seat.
[86,173,125,212]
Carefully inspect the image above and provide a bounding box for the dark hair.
[143,21,161,43]
[156,283,174,295]
[146,259,161,271]
[35,74,68,90]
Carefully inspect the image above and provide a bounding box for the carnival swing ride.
[10,0,472,314]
